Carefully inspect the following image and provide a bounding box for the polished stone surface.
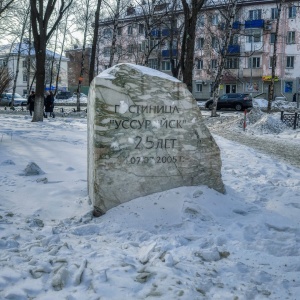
[88,63,224,213]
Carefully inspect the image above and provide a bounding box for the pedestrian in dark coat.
[27,91,35,116]
[293,93,297,102]
[44,91,55,118]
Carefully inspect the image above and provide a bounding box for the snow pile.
[0,114,299,299]
[272,99,298,111]
[253,97,268,108]
[245,108,288,134]
[248,113,288,134]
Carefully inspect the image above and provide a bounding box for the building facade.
[97,0,300,102]
[65,46,91,95]
[0,43,68,96]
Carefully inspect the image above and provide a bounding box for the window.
[161,61,171,71]
[269,56,276,68]
[211,59,217,69]
[139,41,147,52]
[149,39,158,49]
[271,8,278,19]
[127,25,133,35]
[127,44,134,54]
[225,58,239,69]
[196,83,202,92]
[23,73,27,82]
[288,6,296,18]
[287,31,295,44]
[103,47,111,57]
[197,15,205,27]
[249,57,260,68]
[117,27,122,36]
[103,28,112,37]
[0,59,7,67]
[270,33,275,43]
[247,30,261,43]
[211,14,219,25]
[284,81,293,93]
[196,37,204,49]
[22,60,27,68]
[286,56,294,68]
[249,9,262,20]
[211,37,218,49]
[196,59,203,69]
[116,45,122,55]
[148,58,158,70]
[230,34,239,45]
[139,24,144,34]
[154,3,167,11]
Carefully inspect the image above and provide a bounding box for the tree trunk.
[89,0,102,84]
[181,0,205,92]
[12,7,30,107]
[211,0,238,117]
[49,28,59,91]
[76,0,90,112]
[55,14,69,96]
[30,0,73,122]
[32,48,46,121]
[109,0,120,68]
[267,1,282,113]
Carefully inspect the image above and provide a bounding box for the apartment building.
[97,0,300,101]
[0,42,68,96]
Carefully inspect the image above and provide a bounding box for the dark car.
[205,93,252,111]
[55,91,72,99]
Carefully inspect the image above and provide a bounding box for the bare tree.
[267,0,282,113]
[11,5,30,107]
[180,0,205,92]
[89,0,103,84]
[0,0,15,16]
[0,66,13,95]
[74,0,93,111]
[30,0,73,122]
[209,0,238,117]
[55,13,70,95]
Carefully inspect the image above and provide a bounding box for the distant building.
[65,45,91,95]
[96,0,300,101]
[0,42,68,96]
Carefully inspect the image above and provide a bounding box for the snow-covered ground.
[0,102,299,299]
[54,95,87,104]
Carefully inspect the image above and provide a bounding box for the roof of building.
[0,43,68,60]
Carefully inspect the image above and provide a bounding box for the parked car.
[205,93,252,111]
[0,93,27,106]
[55,91,72,99]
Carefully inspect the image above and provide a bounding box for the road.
[204,115,300,169]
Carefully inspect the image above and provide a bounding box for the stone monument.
[88,63,224,215]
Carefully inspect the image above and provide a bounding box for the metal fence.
[280,111,299,129]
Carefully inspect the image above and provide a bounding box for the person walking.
[27,91,35,116]
[44,91,55,118]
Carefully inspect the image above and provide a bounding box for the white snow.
[0,104,299,299]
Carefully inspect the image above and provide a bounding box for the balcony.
[233,21,241,29]
[150,29,160,37]
[243,68,263,78]
[227,45,240,55]
[162,49,177,57]
[161,28,178,37]
[245,19,265,28]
